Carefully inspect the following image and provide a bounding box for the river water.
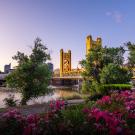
[0,87,80,108]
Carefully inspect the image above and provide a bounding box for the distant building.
[4,63,11,73]
[53,68,60,77]
[0,64,14,86]
[47,63,54,73]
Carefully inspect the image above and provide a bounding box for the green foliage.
[0,116,25,135]
[81,80,91,94]
[81,46,102,82]
[85,83,132,100]
[82,80,101,95]
[100,63,132,84]
[3,94,18,107]
[98,84,132,95]
[6,38,51,105]
[61,104,85,125]
[102,46,125,66]
[81,46,125,83]
[81,45,133,96]
[126,42,135,68]
[30,38,50,64]
[61,103,94,126]
[88,93,103,101]
[60,94,82,100]
[89,81,101,95]
[87,81,130,98]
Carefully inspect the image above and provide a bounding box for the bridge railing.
[61,69,82,77]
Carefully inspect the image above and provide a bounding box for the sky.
[0,0,135,71]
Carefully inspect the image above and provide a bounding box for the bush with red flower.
[0,91,135,135]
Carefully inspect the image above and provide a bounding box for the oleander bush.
[0,91,135,135]
[85,83,132,101]
[98,84,132,94]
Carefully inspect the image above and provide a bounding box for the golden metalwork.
[58,35,135,83]
[60,49,71,77]
[86,35,102,55]
[59,35,102,77]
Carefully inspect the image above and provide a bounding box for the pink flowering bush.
[0,109,26,135]
[83,107,130,135]
[0,93,135,135]
[96,93,126,113]
[95,90,135,134]
[49,100,65,112]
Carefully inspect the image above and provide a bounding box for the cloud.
[106,11,112,16]
[106,11,123,23]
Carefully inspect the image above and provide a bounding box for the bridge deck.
[52,76,83,80]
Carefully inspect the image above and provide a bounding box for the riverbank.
[0,85,80,92]
[0,87,17,92]
[0,99,84,115]
[0,87,87,108]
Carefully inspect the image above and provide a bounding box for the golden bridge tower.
[86,35,102,55]
[60,49,71,77]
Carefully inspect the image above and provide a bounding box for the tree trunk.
[21,98,27,105]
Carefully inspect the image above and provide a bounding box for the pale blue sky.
[0,0,135,71]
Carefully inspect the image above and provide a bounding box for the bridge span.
[52,76,82,80]
[51,75,83,86]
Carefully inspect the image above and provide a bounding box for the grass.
[56,89,83,100]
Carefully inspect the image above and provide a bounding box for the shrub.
[98,84,132,95]
[96,94,126,113]
[100,63,132,84]
[88,93,103,101]
[61,104,85,125]
[0,93,135,135]
[3,94,18,107]
[95,90,135,133]
[83,107,129,135]
[82,80,100,95]
[0,110,25,135]
[88,83,132,98]
[81,80,91,94]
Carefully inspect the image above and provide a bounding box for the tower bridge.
[52,35,135,86]
[52,35,102,86]
[1,35,135,86]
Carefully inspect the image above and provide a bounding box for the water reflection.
[0,89,79,108]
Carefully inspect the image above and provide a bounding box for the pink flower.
[2,109,21,118]
[96,96,111,105]
[49,101,54,109]
[27,114,39,124]
[82,108,90,114]
[49,100,65,112]
[86,108,124,135]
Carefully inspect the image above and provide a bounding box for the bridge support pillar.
[77,79,82,93]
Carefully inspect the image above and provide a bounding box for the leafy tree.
[6,38,51,105]
[100,63,132,84]
[81,44,131,94]
[102,46,125,66]
[81,46,102,83]
[81,46,125,83]
[126,42,135,68]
